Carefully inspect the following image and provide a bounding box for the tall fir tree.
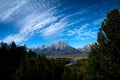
[86,9,120,80]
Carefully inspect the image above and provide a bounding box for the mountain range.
[32,41,92,55]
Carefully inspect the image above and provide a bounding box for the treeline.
[0,9,120,80]
[0,41,86,80]
[0,41,70,80]
[0,41,87,80]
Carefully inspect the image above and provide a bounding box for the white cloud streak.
[92,18,104,25]
[39,7,88,37]
[67,18,85,27]
[0,0,26,21]
[67,23,89,36]
[2,3,63,43]
[1,4,91,43]
[41,17,67,37]
[67,23,97,40]
[1,0,99,43]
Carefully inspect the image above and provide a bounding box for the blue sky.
[0,0,120,48]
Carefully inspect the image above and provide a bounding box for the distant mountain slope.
[32,41,91,55]
[77,44,92,53]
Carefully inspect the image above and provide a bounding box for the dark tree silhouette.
[86,9,120,80]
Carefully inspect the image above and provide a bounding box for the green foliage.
[0,41,87,80]
[0,41,66,80]
[86,9,120,80]
[62,59,87,80]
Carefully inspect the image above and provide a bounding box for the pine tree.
[86,9,120,80]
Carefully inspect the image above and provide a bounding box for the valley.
[46,54,88,60]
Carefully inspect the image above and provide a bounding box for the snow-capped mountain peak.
[40,45,47,49]
[54,41,70,49]
[32,41,91,55]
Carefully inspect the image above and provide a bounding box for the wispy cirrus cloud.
[40,8,89,37]
[0,0,26,21]
[41,17,67,37]
[1,0,115,44]
[92,18,104,25]
[3,9,60,43]
[67,23,89,36]
[67,23,97,40]
[1,0,62,43]
[2,1,90,43]
[67,18,85,27]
